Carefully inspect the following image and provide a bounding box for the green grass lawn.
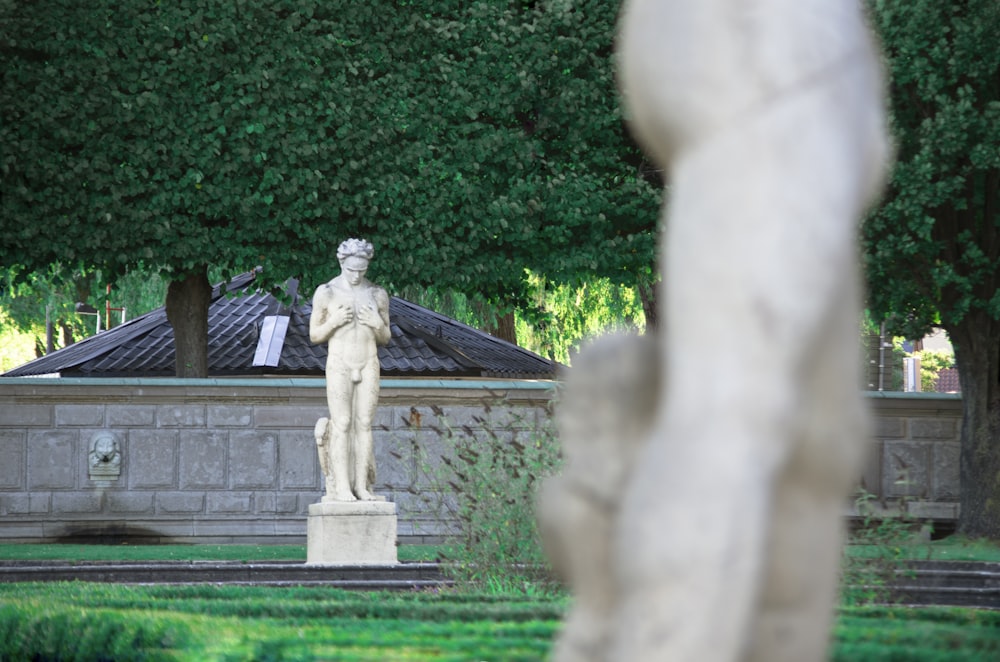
[845,534,1000,563]
[0,543,449,563]
[2,535,997,564]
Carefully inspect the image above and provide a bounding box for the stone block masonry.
[0,378,556,544]
[859,392,963,521]
[0,379,962,543]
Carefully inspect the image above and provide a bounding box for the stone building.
[0,272,557,543]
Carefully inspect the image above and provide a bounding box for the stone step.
[0,561,449,590]
[899,567,1000,590]
[891,584,1000,609]
[849,560,1000,609]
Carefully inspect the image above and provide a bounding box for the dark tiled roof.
[4,272,557,379]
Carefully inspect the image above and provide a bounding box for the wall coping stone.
[865,391,963,417]
[0,377,557,408]
[0,377,558,390]
[865,391,961,401]
[0,377,956,395]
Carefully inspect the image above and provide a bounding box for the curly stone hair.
[337,238,374,262]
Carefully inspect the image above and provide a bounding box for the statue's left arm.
[372,288,391,347]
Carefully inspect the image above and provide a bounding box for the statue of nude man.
[309,238,391,502]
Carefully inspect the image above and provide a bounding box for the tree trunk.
[45,305,54,354]
[637,278,659,331]
[60,321,74,348]
[948,313,1000,539]
[487,311,518,345]
[165,268,212,378]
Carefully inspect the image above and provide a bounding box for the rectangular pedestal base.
[306,500,398,565]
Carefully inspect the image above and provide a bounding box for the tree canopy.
[864,0,1000,536]
[1,0,658,323]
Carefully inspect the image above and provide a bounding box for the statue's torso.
[325,282,380,371]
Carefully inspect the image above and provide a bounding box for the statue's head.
[337,238,374,285]
[337,238,374,262]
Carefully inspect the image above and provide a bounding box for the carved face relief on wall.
[88,431,122,480]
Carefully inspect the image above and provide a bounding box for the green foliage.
[0,308,37,371]
[398,273,647,364]
[0,264,92,352]
[864,0,1000,535]
[864,0,1000,336]
[0,0,658,305]
[914,348,956,392]
[413,400,562,595]
[95,265,170,329]
[878,339,956,392]
[516,271,646,364]
[842,488,930,606]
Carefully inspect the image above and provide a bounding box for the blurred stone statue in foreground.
[538,334,659,660]
[540,1,889,660]
[310,238,391,502]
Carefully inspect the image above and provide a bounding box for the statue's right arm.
[309,286,335,344]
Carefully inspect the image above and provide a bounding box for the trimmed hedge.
[0,583,562,661]
[833,606,1000,662]
[0,602,193,661]
[1,584,998,661]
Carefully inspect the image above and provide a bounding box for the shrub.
[842,488,929,605]
[412,397,562,594]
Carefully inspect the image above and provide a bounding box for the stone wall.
[861,392,963,522]
[0,378,555,544]
[0,380,962,544]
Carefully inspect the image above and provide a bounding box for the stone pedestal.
[306,500,398,565]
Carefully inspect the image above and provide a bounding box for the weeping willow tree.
[397,273,646,365]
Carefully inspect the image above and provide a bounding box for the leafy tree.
[913,348,955,393]
[398,273,647,364]
[0,309,37,372]
[516,271,645,363]
[95,266,171,331]
[0,0,658,375]
[0,265,92,354]
[864,0,1000,537]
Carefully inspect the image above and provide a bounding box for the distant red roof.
[934,368,961,394]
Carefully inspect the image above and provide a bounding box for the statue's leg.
[350,362,380,501]
[747,285,868,662]
[326,370,356,501]
[314,417,335,496]
[612,93,868,661]
[540,333,661,662]
[747,466,848,661]
[543,482,616,662]
[606,0,885,658]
